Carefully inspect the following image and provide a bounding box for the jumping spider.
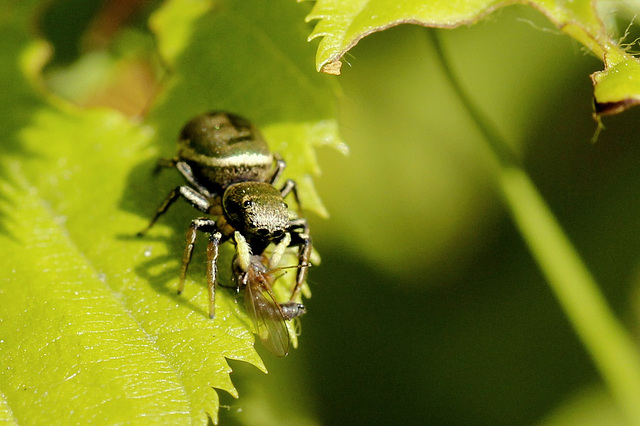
[138,112,312,319]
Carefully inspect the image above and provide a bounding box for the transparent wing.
[244,274,290,357]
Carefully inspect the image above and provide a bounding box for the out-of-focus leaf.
[305,0,640,117]
[538,386,626,426]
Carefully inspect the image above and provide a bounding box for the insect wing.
[245,275,290,357]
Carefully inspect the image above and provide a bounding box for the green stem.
[429,29,640,423]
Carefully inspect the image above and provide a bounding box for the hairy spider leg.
[274,177,312,302]
[154,158,215,198]
[264,232,310,317]
[279,178,305,218]
[178,218,222,319]
[138,182,226,319]
[286,218,312,302]
[137,185,211,236]
[175,161,215,197]
[269,154,286,186]
[206,232,222,318]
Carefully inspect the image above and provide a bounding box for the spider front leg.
[174,161,214,198]
[206,230,222,319]
[279,179,304,217]
[269,154,286,186]
[179,218,223,319]
[153,158,214,198]
[277,177,311,301]
[287,218,312,302]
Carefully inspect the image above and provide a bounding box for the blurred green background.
[38,1,640,424]
[229,6,640,426]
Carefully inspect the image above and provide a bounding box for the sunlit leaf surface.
[0,0,339,423]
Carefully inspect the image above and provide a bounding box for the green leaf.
[0,139,193,423]
[0,0,339,423]
[306,0,640,117]
[0,391,17,424]
[592,58,640,116]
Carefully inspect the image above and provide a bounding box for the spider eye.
[256,228,270,237]
[243,200,253,208]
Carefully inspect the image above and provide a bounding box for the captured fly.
[233,232,306,356]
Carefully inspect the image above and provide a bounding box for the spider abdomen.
[178,112,274,190]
